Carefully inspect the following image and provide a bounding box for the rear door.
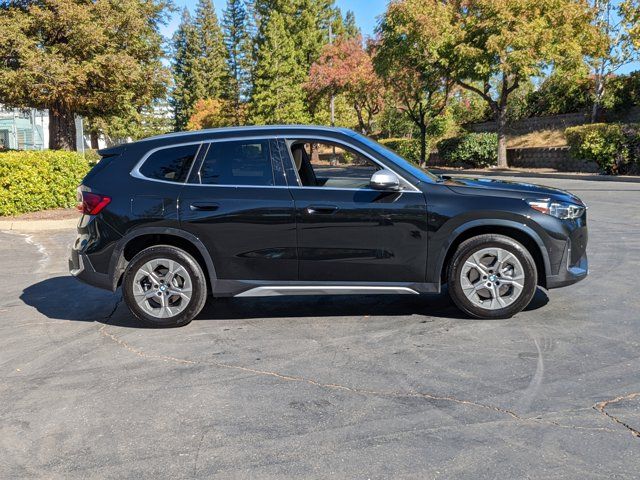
[178,137,297,283]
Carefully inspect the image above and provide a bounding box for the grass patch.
[507,129,567,148]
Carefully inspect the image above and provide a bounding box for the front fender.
[427,217,552,289]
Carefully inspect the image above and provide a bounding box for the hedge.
[565,123,640,175]
[437,132,498,168]
[378,137,423,164]
[0,150,91,216]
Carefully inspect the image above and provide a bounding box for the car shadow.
[20,276,549,328]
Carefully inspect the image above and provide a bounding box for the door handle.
[306,205,338,215]
[190,202,219,211]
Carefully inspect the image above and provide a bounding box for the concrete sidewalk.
[0,217,78,232]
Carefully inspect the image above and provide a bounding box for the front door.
[282,139,428,283]
[178,137,297,284]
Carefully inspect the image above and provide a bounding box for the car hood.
[443,176,584,205]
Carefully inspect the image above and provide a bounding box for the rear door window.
[199,139,274,186]
[140,144,200,183]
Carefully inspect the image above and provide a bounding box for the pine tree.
[254,0,336,75]
[250,11,309,124]
[171,9,202,130]
[171,1,228,130]
[194,0,228,99]
[343,10,360,38]
[222,0,252,123]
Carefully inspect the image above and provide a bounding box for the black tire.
[447,234,538,319]
[122,245,207,328]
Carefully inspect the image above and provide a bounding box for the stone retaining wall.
[429,147,599,172]
[467,106,640,134]
[507,147,598,172]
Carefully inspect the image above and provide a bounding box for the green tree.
[194,0,227,99]
[255,0,338,77]
[621,1,640,49]
[171,8,202,130]
[171,0,227,131]
[587,0,639,122]
[375,0,454,167]
[342,10,360,39]
[442,0,598,167]
[223,0,252,123]
[250,11,309,124]
[88,98,173,145]
[0,0,169,150]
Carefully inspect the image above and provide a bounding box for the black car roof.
[142,125,357,142]
[98,125,358,156]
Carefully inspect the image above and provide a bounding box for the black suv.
[69,126,588,327]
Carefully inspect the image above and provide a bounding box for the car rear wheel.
[447,234,537,319]
[123,245,207,327]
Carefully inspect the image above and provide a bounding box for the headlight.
[527,199,585,219]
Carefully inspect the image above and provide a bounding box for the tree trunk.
[49,102,77,150]
[419,123,427,168]
[90,131,100,150]
[354,103,367,135]
[496,106,508,168]
[591,73,605,123]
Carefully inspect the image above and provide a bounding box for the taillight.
[77,189,111,215]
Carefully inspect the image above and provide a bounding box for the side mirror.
[370,169,400,191]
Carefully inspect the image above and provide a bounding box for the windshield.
[350,133,439,183]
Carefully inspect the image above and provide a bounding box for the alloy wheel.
[459,247,525,311]
[132,258,193,319]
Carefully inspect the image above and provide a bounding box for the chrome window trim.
[131,134,422,193]
[130,141,204,185]
[282,135,421,193]
[131,137,281,187]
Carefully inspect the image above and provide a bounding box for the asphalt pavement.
[1,175,639,479]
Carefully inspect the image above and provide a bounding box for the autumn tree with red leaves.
[307,36,385,135]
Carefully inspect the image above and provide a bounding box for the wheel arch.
[108,227,216,291]
[436,220,551,289]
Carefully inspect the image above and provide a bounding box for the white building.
[0,106,98,151]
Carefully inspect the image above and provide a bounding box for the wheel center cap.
[160,285,167,292]
[489,274,498,282]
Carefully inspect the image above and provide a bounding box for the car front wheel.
[122,245,207,328]
[447,234,538,319]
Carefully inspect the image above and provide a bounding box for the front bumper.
[545,240,588,289]
[69,247,112,290]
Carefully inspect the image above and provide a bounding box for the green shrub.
[603,72,640,113]
[565,123,630,174]
[0,150,90,216]
[437,133,498,168]
[622,124,640,174]
[525,72,592,117]
[378,137,423,164]
[83,149,102,166]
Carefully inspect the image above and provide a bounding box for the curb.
[0,218,78,233]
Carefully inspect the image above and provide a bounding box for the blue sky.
[161,0,387,40]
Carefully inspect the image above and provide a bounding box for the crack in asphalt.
[95,307,619,436]
[104,295,123,321]
[594,392,640,438]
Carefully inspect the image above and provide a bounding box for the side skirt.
[209,280,440,298]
